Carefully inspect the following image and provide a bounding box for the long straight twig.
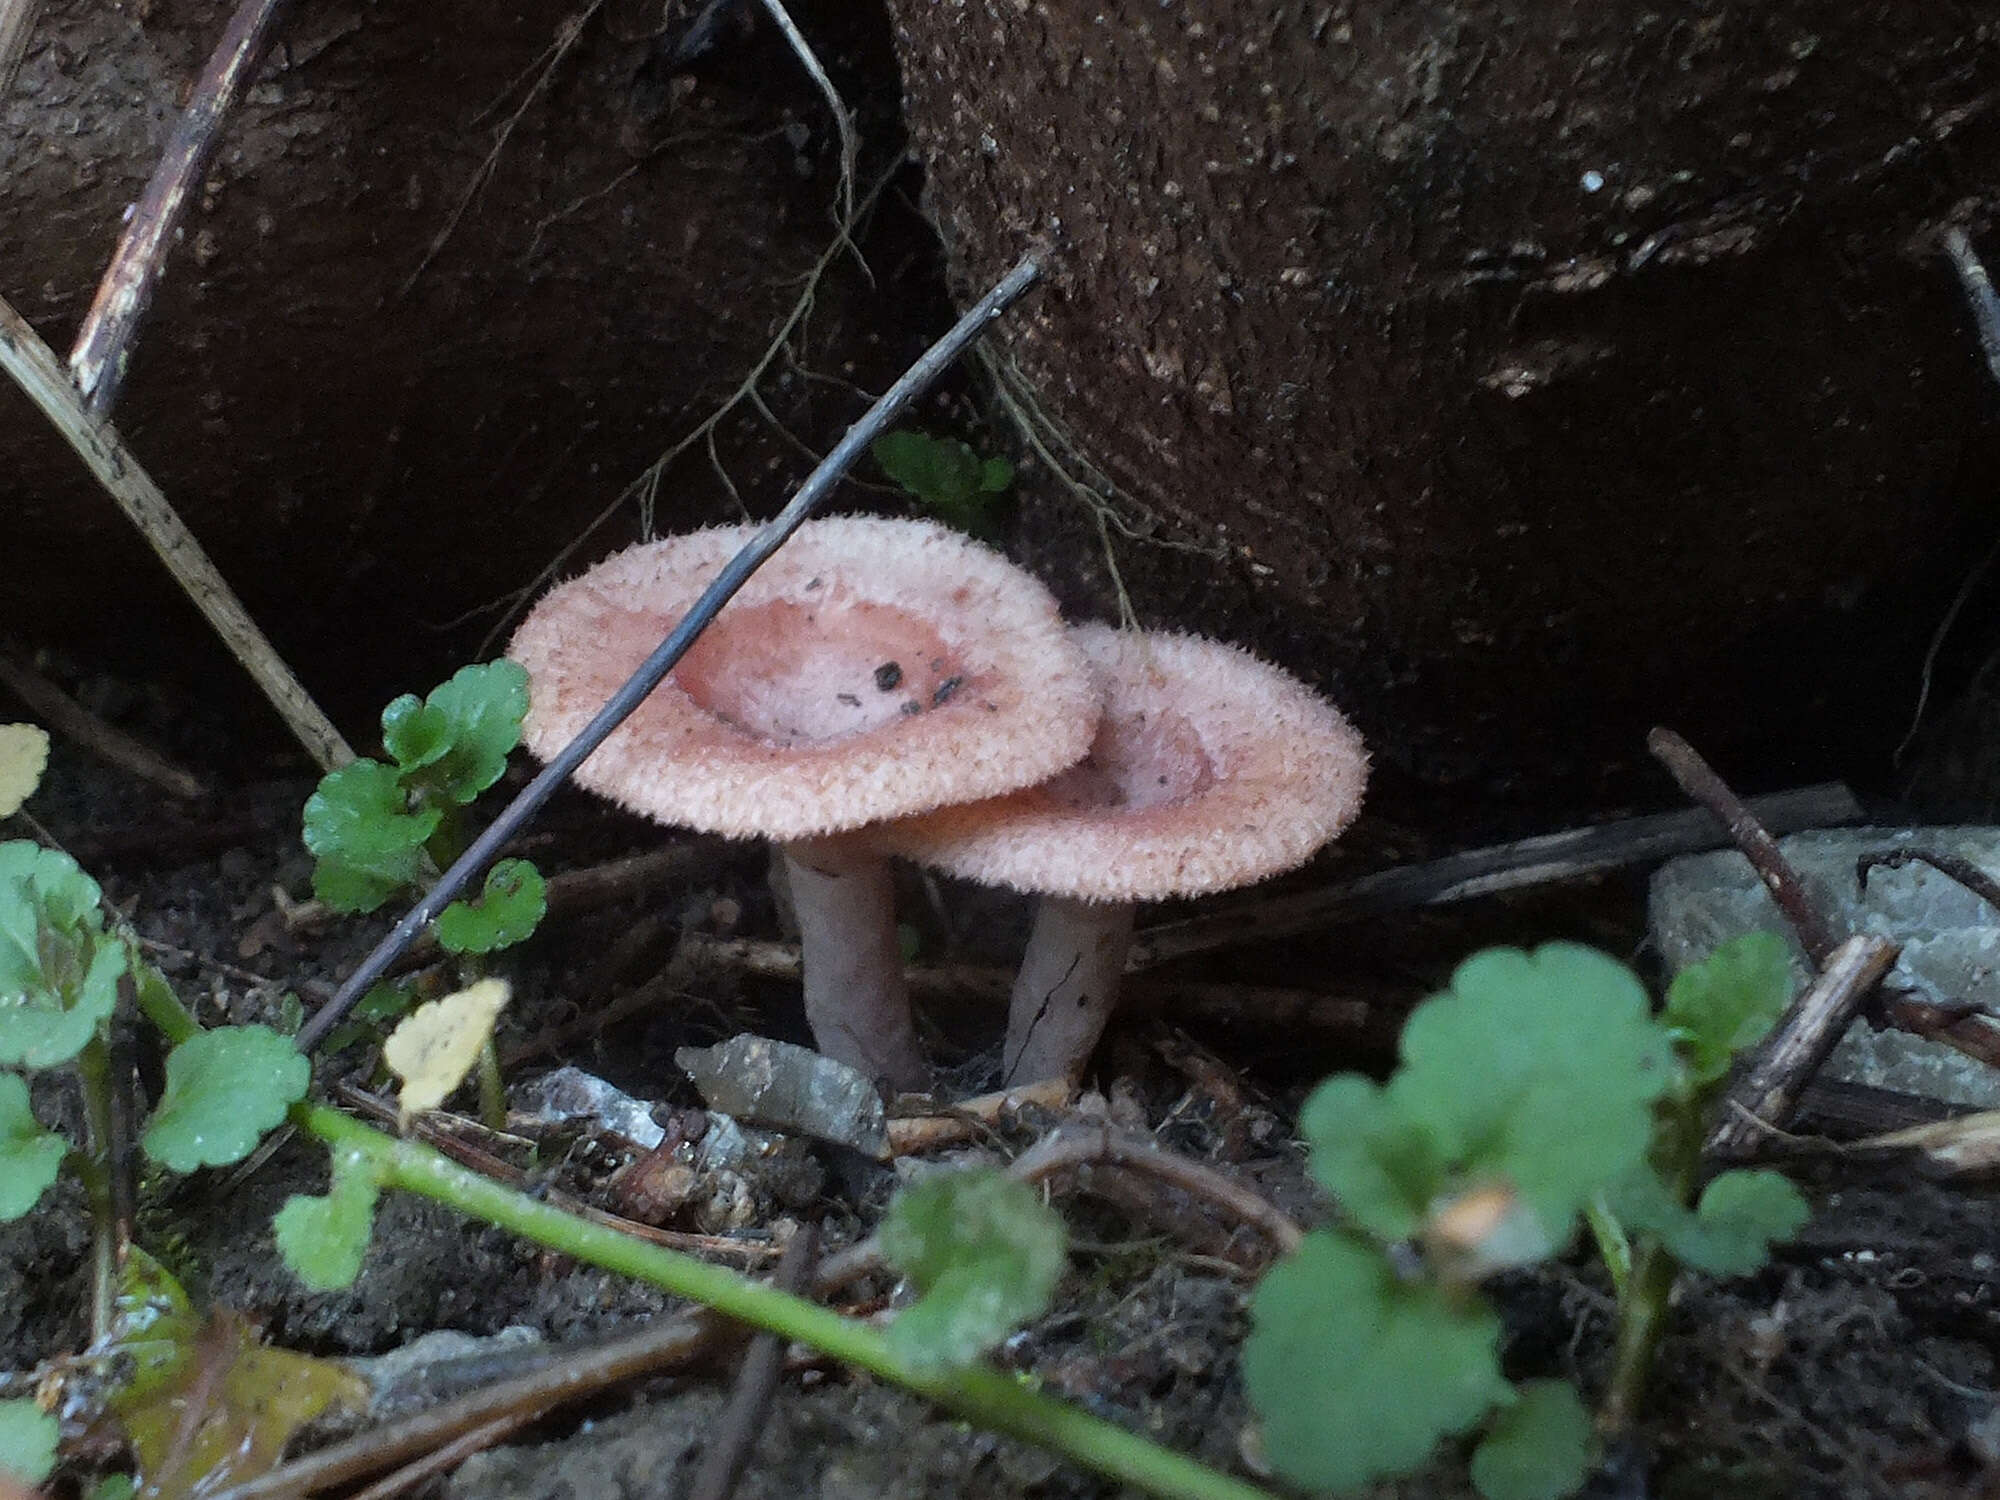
[0,644,207,798]
[68,0,294,412]
[1646,729,1842,965]
[296,252,1042,1052]
[209,1310,725,1500]
[0,294,353,771]
[1129,781,1860,971]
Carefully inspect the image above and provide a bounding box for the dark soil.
[8,727,2000,1500]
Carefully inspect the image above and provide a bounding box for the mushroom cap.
[880,624,1368,903]
[506,516,1098,842]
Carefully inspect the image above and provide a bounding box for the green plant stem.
[295,1104,1275,1500]
[72,1037,120,1340]
[475,1036,507,1133]
[1599,1099,1704,1434]
[1582,1193,1632,1303]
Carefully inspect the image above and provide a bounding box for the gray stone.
[1649,827,2000,1109]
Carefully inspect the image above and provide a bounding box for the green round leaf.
[418,662,529,805]
[1602,1165,1809,1277]
[1471,1379,1594,1500]
[1244,1230,1510,1492]
[0,842,124,1070]
[1390,944,1674,1239]
[0,1071,65,1220]
[880,1168,1067,1373]
[142,1026,309,1172]
[380,694,451,773]
[1663,932,1794,1087]
[275,1147,383,1291]
[303,760,439,914]
[434,859,547,955]
[0,1397,57,1484]
[1299,1073,1439,1241]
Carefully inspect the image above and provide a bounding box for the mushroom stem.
[1003,896,1137,1085]
[780,836,929,1092]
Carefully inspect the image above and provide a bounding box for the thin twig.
[401,2,605,298]
[69,0,294,412]
[885,1079,1074,1156]
[297,252,1042,1052]
[1646,728,1842,966]
[341,1412,537,1500]
[1857,846,2000,916]
[0,644,207,799]
[0,0,44,100]
[1006,1122,1304,1255]
[813,1119,1302,1297]
[689,1223,818,1500]
[751,0,860,270]
[0,294,353,771]
[1651,728,2000,1069]
[1129,781,1860,971]
[674,933,1384,1052]
[1706,934,1900,1159]
[474,162,900,658]
[208,1311,725,1500]
[332,1083,781,1263]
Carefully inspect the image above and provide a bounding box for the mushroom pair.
[509,517,1366,1091]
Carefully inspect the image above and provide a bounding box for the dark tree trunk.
[1,0,917,733]
[884,0,2000,808]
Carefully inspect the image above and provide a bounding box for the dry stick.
[676,933,1382,1049]
[752,0,858,260]
[1857,846,2000,916]
[1645,729,1842,964]
[296,252,1042,1053]
[689,1224,819,1500]
[333,1083,780,1264]
[1128,781,1860,971]
[885,1078,1074,1157]
[0,644,207,798]
[0,295,354,772]
[1005,1122,1304,1255]
[208,1311,725,1500]
[342,1413,535,1500]
[1649,727,2000,1069]
[68,0,293,412]
[281,841,732,942]
[814,1121,1302,1296]
[1707,934,1901,1159]
[0,0,43,99]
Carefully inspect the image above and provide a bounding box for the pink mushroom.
[882,624,1368,1085]
[506,516,1097,1091]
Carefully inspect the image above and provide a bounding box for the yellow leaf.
[383,977,510,1116]
[0,724,50,818]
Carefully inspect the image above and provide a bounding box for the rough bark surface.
[1,0,917,730]
[886,1,2000,802]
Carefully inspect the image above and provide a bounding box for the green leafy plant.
[878,1168,1066,1373]
[871,429,1014,535]
[1244,937,1807,1498]
[0,842,311,1230]
[0,1395,58,1486]
[302,661,538,929]
[298,663,542,1125]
